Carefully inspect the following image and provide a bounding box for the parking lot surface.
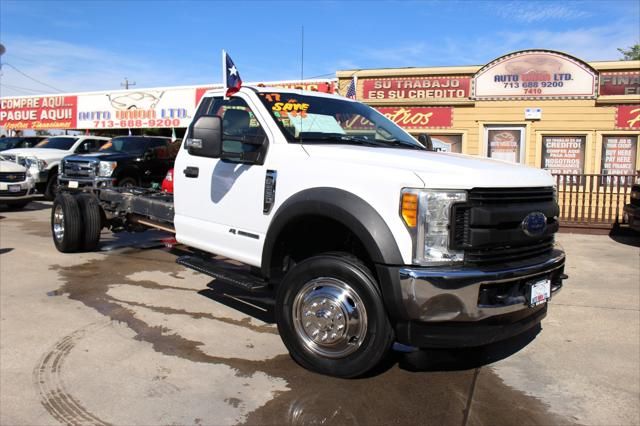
[1,202,639,426]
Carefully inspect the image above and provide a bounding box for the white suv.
[2,135,110,200]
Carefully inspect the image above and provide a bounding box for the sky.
[0,0,639,97]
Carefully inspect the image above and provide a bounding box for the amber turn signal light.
[401,193,418,228]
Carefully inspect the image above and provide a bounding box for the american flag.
[346,76,357,99]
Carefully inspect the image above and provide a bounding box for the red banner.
[600,72,640,96]
[0,96,77,130]
[616,105,640,129]
[345,107,452,130]
[195,81,336,106]
[378,106,452,128]
[362,77,470,100]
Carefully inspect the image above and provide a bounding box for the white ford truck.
[3,135,110,200]
[50,86,566,377]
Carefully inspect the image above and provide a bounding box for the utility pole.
[120,77,136,90]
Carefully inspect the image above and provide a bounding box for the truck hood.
[303,145,555,189]
[1,148,69,162]
[65,152,140,162]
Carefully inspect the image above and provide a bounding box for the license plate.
[8,184,21,193]
[528,278,551,307]
[68,181,79,189]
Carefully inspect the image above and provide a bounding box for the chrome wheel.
[292,277,368,359]
[53,204,64,242]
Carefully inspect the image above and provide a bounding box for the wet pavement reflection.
[48,232,575,426]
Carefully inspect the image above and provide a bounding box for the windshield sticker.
[99,141,113,150]
[271,99,310,118]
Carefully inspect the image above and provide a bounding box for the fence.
[553,173,639,228]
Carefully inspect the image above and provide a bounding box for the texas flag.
[223,50,242,97]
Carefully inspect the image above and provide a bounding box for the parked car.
[624,183,640,232]
[0,157,36,209]
[161,168,174,193]
[2,136,111,200]
[59,136,177,189]
[0,136,47,151]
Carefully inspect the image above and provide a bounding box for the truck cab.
[51,86,565,378]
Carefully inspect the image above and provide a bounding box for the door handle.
[183,166,199,178]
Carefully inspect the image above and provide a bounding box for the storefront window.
[428,134,462,153]
[541,135,586,184]
[485,127,524,163]
[600,135,638,186]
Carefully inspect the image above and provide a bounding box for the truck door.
[173,94,273,267]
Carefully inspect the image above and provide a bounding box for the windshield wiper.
[297,134,409,148]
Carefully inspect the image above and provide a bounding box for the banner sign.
[600,135,638,186]
[0,96,78,130]
[0,79,335,130]
[75,87,196,129]
[195,81,335,106]
[343,107,453,130]
[615,105,640,129]
[473,50,597,100]
[599,72,640,96]
[542,135,585,175]
[361,77,470,101]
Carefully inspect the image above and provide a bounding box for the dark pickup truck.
[59,135,178,189]
[624,183,640,232]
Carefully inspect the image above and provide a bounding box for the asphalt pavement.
[0,201,638,425]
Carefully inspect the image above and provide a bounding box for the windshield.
[35,137,78,150]
[0,138,21,151]
[256,92,424,150]
[99,137,148,154]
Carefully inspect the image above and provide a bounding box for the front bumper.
[381,249,565,348]
[624,204,640,231]
[59,175,115,189]
[0,180,37,200]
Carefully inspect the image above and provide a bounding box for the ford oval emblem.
[522,212,547,237]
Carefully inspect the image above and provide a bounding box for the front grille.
[63,161,97,178]
[0,172,26,182]
[0,189,28,197]
[452,187,558,265]
[465,238,555,264]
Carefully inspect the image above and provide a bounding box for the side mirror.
[418,134,434,151]
[186,115,222,158]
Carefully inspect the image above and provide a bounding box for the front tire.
[51,193,82,253]
[117,176,137,188]
[276,253,394,378]
[44,173,59,201]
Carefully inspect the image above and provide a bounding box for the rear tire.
[51,193,82,253]
[276,253,394,378]
[76,193,102,251]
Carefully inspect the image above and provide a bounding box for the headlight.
[24,157,46,174]
[401,189,467,265]
[98,161,117,177]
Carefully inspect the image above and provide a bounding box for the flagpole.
[222,49,227,99]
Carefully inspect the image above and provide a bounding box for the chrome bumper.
[59,176,115,189]
[398,250,565,322]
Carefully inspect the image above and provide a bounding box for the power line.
[0,83,47,94]
[1,62,64,93]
